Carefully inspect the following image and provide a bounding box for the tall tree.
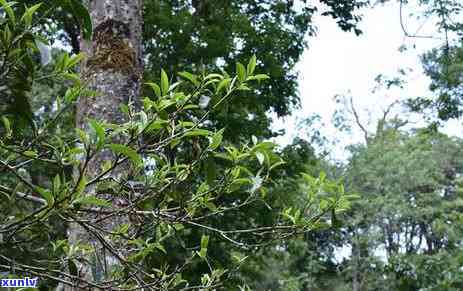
[342,125,463,290]
[68,0,144,287]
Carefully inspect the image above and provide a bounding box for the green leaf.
[178,71,199,86]
[172,273,187,287]
[36,187,54,205]
[198,235,209,259]
[64,87,82,102]
[209,129,224,150]
[76,128,89,145]
[214,152,233,162]
[158,99,176,111]
[229,178,252,192]
[3,23,11,44]
[216,78,231,94]
[246,74,270,81]
[251,141,275,152]
[146,119,169,132]
[255,151,265,165]
[115,224,130,235]
[89,119,105,150]
[236,62,246,82]
[21,3,41,27]
[154,243,167,254]
[238,84,251,91]
[119,103,130,115]
[201,234,209,249]
[66,52,85,68]
[179,121,195,128]
[282,208,297,224]
[146,82,161,98]
[183,129,211,137]
[183,104,199,110]
[196,182,210,195]
[63,72,80,82]
[319,171,326,182]
[1,116,12,138]
[232,178,252,186]
[73,195,111,208]
[173,223,184,231]
[204,73,223,80]
[160,69,169,96]
[204,201,217,211]
[55,52,68,72]
[109,144,143,168]
[247,54,257,76]
[75,175,87,196]
[0,0,16,25]
[23,150,38,158]
[269,161,286,171]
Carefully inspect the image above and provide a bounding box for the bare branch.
[349,97,369,144]
[0,185,46,205]
[399,0,440,39]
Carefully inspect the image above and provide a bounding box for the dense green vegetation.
[0,0,462,290]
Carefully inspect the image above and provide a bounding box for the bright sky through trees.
[273,1,461,159]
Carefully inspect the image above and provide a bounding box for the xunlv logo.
[0,277,38,288]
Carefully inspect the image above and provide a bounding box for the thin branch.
[399,0,440,39]
[0,185,46,205]
[349,97,369,144]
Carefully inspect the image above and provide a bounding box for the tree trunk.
[66,0,143,289]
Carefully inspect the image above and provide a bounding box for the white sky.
[272,1,462,160]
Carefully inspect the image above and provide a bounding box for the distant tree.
[343,125,463,290]
[271,96,463,290]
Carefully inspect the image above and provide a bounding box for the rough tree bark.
[66,0,143,289]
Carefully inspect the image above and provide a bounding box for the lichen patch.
[86,19,136,74]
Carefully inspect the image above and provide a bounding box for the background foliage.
[1,0,463,290]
